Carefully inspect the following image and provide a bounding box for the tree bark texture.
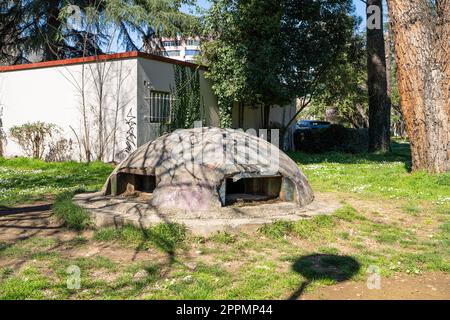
[388,0,450,173]
[367,0,392,153]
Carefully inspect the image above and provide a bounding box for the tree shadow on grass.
[288,254,360,300]
[288,141,412,172]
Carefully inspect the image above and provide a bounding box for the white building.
[0,51,219,162]
[160,37,201,63]
[0,51,298,162]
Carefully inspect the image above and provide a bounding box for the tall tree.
[0,0,198,64]
[203,0,356,132]
[387,0,449,173]
[203,0,285,128]
[366,0,391,152]
[280,0,356,130]
[307,33,369,129]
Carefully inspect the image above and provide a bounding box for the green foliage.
[293,215,335,241]
[203,0,287,126]
[0,267,50,300]
[52,192,91,231]
[280,0,357,100]
[294,124,369,153]
[0,0,199,64]
[306,34,369,128]
[167,65,203,131]
[203,0,357,127]
[9,122,59,159]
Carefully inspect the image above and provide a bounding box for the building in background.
[0,51,219,161]
[159,37,201,63]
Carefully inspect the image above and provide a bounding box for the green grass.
[289,141,450,204]
[0,157,112,207]
[0,142,449,299]
[208,231,237,244]
[0,267,51,300]
[52,192,91,231]
[94,223,187,254]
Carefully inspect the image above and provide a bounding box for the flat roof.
[0,51,206,73]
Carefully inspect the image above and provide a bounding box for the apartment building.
[160,37,201,63]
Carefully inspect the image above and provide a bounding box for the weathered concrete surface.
[101,128,314,211]
[74,192,341,236]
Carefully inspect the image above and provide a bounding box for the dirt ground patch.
[0,201,77,243]
[1,197,449,300]
[302,272,450,300]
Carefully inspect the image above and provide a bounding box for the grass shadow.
[288,254,360,300]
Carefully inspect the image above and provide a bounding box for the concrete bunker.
[73,128,329,234]
[100,127,314,211]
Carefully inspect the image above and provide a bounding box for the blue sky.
[184,0,368,29]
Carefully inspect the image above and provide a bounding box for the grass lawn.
[0,141,449,299]
[0,158,112,208]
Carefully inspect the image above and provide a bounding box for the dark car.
[296,120,331,131]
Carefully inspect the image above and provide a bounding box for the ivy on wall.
[166,65,205,132]
[218,97,233,128]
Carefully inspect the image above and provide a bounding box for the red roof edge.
[0,51,206,73]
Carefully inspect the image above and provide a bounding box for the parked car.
[296,120,331,131]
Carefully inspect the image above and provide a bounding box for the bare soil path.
[302,272,450,300]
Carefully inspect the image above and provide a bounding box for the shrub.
[45,138,74,162]
[52,192,91,231]
[9,122,59,159]
[294,124,368,154]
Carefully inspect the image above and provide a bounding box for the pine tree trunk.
[387,0,450,173]
[367,0,391,152]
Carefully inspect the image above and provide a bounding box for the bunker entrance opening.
[224,176,282,205]
[111,172,157,196]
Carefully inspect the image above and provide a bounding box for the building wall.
[0,58,138,162]
[231,102,297,150]
[160,37,201,63]
[136,57,219,146]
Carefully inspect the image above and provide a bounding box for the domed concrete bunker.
[74,128,340,235]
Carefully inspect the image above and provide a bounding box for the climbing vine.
[166,65,204,132]
[217,97,233,128]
